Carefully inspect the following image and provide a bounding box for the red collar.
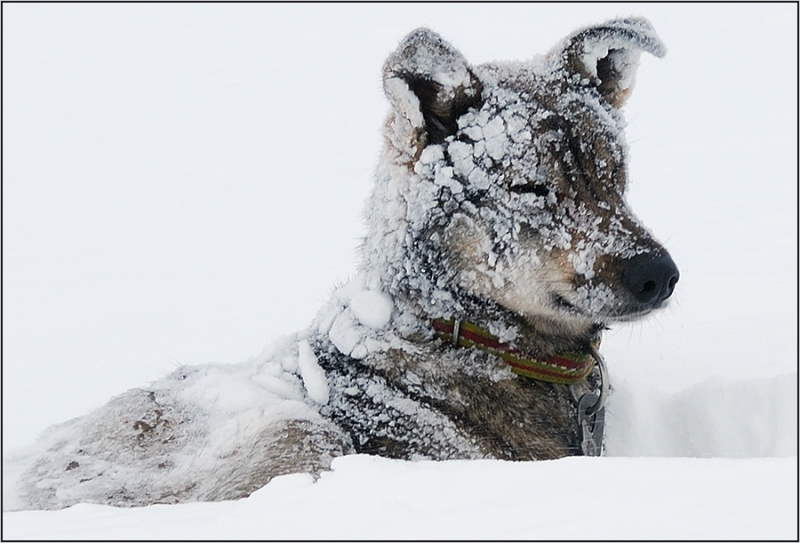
[432,318,598,385]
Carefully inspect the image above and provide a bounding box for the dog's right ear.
[552,17,666,108]
[383,28,483,160]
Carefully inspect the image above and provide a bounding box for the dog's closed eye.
[509,184,550,198]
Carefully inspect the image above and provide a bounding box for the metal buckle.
[451,318,461,347]
[573,346,608,456]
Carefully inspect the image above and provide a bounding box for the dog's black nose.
[621,253,679,305]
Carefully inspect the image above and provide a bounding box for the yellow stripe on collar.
[432,318,599,385]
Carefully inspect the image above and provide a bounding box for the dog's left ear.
[383,28,483,160]
[553,17,666,108]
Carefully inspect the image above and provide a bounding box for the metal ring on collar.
[585,345,609,416]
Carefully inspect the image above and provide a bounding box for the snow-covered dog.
[5,18,678,510]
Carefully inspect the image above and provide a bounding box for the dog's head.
[371,18,678,341]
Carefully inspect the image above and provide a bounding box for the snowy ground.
[5,456,797,540]
[3,3,797,540]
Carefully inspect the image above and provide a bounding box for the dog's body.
[4,18,678,511]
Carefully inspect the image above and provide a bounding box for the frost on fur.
[363,18,671,348]
[5,18,678,512]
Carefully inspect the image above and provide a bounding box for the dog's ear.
[553,17,666,108]
[383,28,483,159]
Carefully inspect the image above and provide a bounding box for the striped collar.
[432,318,599,385]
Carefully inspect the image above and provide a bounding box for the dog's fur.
[4,18,678,511]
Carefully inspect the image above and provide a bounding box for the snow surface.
[3,3,797,539]
[4,456,796,540]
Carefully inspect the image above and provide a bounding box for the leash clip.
[574,346,608,456]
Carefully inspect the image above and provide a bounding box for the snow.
[4,456,796,540]
[605,374,797,458]
[349,290,393,329]
[297,340,329,405]
[3,3,797,539]
[321,277,397,360]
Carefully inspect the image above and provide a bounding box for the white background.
[3,3,797,538]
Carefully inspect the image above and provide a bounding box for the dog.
[4,17,678,510]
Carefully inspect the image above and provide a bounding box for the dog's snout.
[621,253,679,305]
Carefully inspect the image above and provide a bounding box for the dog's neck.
[391,288,602,358]
[431,318,599,384]
[517,313,605,357]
